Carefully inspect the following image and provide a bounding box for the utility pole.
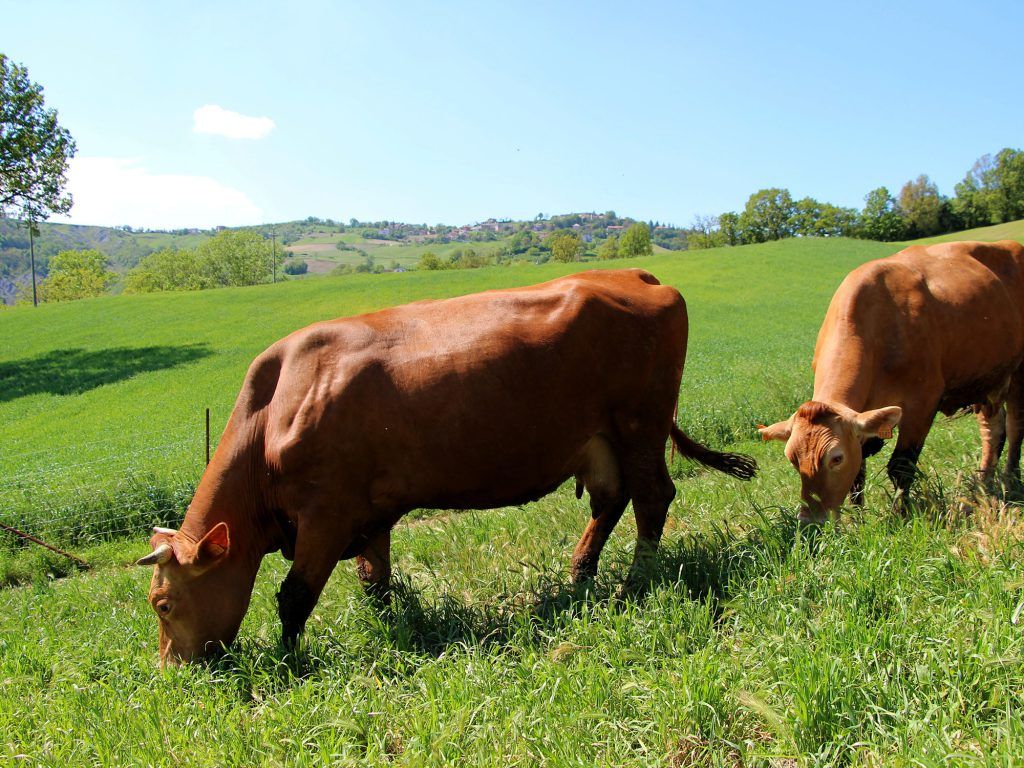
[28,219,38,307]
[271,225,277,283]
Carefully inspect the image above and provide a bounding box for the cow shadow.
[0,344,211,402]
[281,509,799,672]
[212,509,804,695]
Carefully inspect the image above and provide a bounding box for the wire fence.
[0,421,218,557]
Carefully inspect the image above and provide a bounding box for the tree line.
[123,231,280,293]
[689,147,1024,249]
[11,231,281,303]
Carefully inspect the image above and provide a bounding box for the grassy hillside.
[1,236,1023,764]
[904,217,1024,246]
[0,219,211,274]
[286,236,512,272]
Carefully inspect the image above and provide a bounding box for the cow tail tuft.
[670,424,757,480]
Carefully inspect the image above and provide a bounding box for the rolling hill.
[0,212,690,303]
[900,217,1024,246]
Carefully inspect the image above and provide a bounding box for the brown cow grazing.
[759,240,1024,523]
[136,269,756,664]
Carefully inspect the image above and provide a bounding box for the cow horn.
[136,543,173,566]
[152,526,178,536]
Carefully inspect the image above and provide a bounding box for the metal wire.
[0,440,197,489]
[1,424,196,459]
[0,435,210,553]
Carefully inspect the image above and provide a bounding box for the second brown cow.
[760,240,1024,521]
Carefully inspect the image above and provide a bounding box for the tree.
[791,197,857,238]
[124,247,210,293]
[816,203,858,238]
[417,251,446,270]
[858,187,908,241]
[952,164,989,229]
[597,234,620,260]
[0,54,76,221]
[36,249,114,302]
[738,188,795,243]
[355,253,377,273]
[619,222,653,258]
[952,148,1024,226]
[504,229,537,256]
[548,231,584,262]
[718,212,741,245]
[448,247,491,269]
[898,174,945,237]
[283,259,308,275]
[791,197,824,237]
[688,214,721,249]
[196,230,276,286]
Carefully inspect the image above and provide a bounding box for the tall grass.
[0,449,1021,764]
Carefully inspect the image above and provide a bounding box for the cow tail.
[670,424,757,480]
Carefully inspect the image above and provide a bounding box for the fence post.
[205,408,210,466]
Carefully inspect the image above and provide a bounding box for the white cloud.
[56,157,263,229]
[193,104,276,140]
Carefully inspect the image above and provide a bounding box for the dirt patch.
[285,243,339,254]
[302,259,340,275]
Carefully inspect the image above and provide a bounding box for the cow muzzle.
[797,497,829,526]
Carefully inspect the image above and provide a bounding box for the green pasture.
[286,236,510,268]
[1,228,1023,764]
[907,218,1024,246]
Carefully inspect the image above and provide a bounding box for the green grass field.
[1,227,1022,765]
[904,218,1024,246]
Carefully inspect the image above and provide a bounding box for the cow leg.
[1003,375,1024,483]
[976,404,1006,482]
[887,444,924,516]
[570,491,628,583]
[355,529,392,602]
[277,517,352,646]
[622,450,676,586]
[570,435,628,583]
[850,437,885,507]
[885,401,938,515]
[849,464,867,508]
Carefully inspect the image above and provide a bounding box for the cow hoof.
[570,567,597,585]
[360,579,392,606]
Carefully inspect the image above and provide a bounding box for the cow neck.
[178,419,274,568]
[811,344,872,414]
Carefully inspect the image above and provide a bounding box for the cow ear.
[197,522,230,565]
[854,406,902,439]
[758,419,792,442]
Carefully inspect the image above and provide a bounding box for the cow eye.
[829,454,844,468]
[155,600,171,616]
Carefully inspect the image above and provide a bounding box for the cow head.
[758,401,901,523]
[136,523,255,666]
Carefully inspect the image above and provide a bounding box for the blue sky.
[6,1,1022,229]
